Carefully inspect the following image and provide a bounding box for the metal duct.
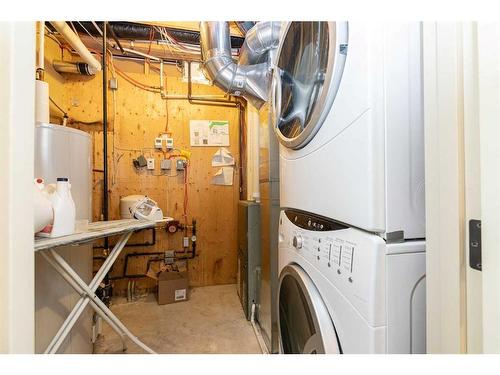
[235,21,256,35]
[199,21,281,108]
[239,21,281,65]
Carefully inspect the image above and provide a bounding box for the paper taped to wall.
[211,167,234,186]
[190,120,230,146]
[212,147,235,166]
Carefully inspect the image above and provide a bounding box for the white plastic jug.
[34,178,53,233]
[37,177,76,238]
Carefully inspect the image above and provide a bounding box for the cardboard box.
[157,270,189,305]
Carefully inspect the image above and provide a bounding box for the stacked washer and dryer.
[272,22,426,353]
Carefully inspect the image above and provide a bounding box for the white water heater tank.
[34,123,92,354]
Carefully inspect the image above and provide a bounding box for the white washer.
[277,209,426,354]
[272,22,425,240]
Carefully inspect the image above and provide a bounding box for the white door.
[277,264,341,354]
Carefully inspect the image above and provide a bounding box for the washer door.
[272,22,348,150]
[278,264,341,354]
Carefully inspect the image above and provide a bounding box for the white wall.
[0,22,36,353]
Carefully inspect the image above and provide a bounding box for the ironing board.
[35,219,157,354]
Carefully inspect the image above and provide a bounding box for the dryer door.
[272,22,348,150]
[278,264,341,354]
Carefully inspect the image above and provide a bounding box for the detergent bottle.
[37,177,76,238]
[34,178,53,233]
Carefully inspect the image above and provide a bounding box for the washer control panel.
[284,209,357,277]
[279,209,390,327]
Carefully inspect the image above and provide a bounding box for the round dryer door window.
[272,22,348,149]
[278,264,341,354]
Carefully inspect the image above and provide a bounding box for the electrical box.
[147,158,155,170]
[165,137,174,150]
[183,237,189,248]
[176,159,186,171]
[109,78,118,90]
[160,159,171,170]
[133,155,148,169]
[154,137,163,150]
[164,250,175,264]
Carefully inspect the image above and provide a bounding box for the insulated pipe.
[71,21,245,48]
[50,21,102,72]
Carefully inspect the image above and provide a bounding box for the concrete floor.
[94,284,262,354]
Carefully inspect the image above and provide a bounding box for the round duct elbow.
[239,21,282,65]
[53,60,97,76]
[200,21,275,108]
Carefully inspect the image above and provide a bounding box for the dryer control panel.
[279,209,387,326]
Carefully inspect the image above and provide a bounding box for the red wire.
[183,163,189,225]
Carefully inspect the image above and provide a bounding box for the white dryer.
[272,22,425,240]
[277,209,426,354]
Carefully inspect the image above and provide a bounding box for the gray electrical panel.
[237,201,261,320]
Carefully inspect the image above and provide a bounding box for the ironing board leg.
[40,251,128,352]
[43,232,133,354]
[49,248,156,354]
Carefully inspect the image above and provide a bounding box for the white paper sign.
[190,120,230,146]
[211,167,234,186]
[211,147,235,166]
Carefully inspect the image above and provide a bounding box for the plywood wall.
[44,38,242,294]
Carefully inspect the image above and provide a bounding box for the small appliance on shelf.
[120,195,164,222]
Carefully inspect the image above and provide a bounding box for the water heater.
[34,123,93,353]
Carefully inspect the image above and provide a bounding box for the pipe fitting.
[50,21,102,72]
[53,60,97,76]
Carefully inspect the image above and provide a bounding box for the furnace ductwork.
[199,21,281,108]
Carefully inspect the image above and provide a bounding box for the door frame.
[0,22,36,353]
[476,22,500,354]
[424,21,500,353]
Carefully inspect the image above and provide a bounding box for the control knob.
[292,235,303,250]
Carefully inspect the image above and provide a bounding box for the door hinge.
[469,219,482,271]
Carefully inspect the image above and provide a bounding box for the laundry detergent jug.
[37,177,76,238]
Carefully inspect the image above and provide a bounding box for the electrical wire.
[114,67,160,92]
[49,96,67,116]
[183,164,189,225]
